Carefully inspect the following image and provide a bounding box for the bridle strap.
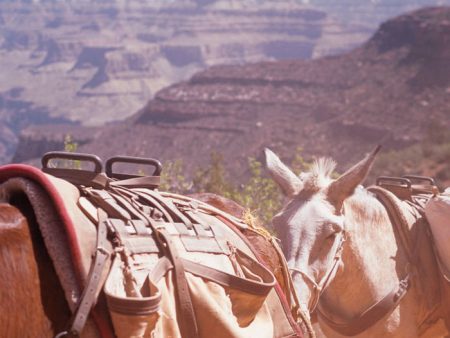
[289,268,321,312]
[316,274,411,336]
[289,231,346,312]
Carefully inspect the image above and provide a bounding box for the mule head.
[264,147,380,314]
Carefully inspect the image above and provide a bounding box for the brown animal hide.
[190,193,292,307]
[0,202,70,337]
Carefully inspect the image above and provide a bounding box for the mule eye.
[325,223,342,239]
[325,231,338,240]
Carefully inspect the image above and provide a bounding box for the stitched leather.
[157,228,199,338]
[68,210,111,336]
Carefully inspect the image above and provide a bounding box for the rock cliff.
[8,5,450,178]
[6,0,448,164]
[0,0,366,163]
[75,7,450,179]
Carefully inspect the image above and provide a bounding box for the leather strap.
[158,192,247,229]
[125,189,174,222]
[109,176,160,189]
[157,228,199,338]
[85,189,131,220]
[144,190,194,229]
[42,168,110,189]
[59,209,111,337]
[291,231,346,313]
[104,189,149,222]
[149,253,275,294]
[317,275,410,336]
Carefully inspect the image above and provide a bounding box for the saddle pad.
[425,192,450,281]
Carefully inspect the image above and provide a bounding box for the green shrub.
[50,134,81,169]
[159,159,193,193]
[193,152,237,199]
[369,121,450,189]
[160,148,312,229]
[229,157,283,227]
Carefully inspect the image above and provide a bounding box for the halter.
[288,229,346,313]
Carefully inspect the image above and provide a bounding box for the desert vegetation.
[160,149,313,227]
[63,124,450,229]
[161,124,450,227]
[370,120,450,189]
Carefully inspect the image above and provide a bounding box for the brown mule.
[0,202,70,337]
[190,192,295,301]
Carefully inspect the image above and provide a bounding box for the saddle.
[424,188,450,281]
[0,152,308,338]
[370,175,450,335]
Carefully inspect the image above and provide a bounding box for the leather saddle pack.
[0,152,308,338]
[370,175,450,335]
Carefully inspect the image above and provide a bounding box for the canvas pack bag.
[97,191,293,338]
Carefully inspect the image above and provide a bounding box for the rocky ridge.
[0,0,369,163]
[72,7,450,180]
[3,1,450,165]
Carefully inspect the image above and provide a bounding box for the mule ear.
[264,148,303,197]
[327,145,381,211]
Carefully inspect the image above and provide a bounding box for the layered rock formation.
[0,0,359,163]
[73,7,450,180]
[5,2,450,167]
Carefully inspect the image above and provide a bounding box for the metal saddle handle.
[42,151,103,173]
[402,175,439,195]
[41,152,163,187]
[42,151,107,188]
[376,176,412,189]
[402,175,436,186]
[105,155,163,180]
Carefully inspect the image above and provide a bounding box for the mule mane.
[301,157,336,192]
[304,156,388,229]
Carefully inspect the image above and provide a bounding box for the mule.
[264,147,449,338]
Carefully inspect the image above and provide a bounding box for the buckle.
[394,277,410,301]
